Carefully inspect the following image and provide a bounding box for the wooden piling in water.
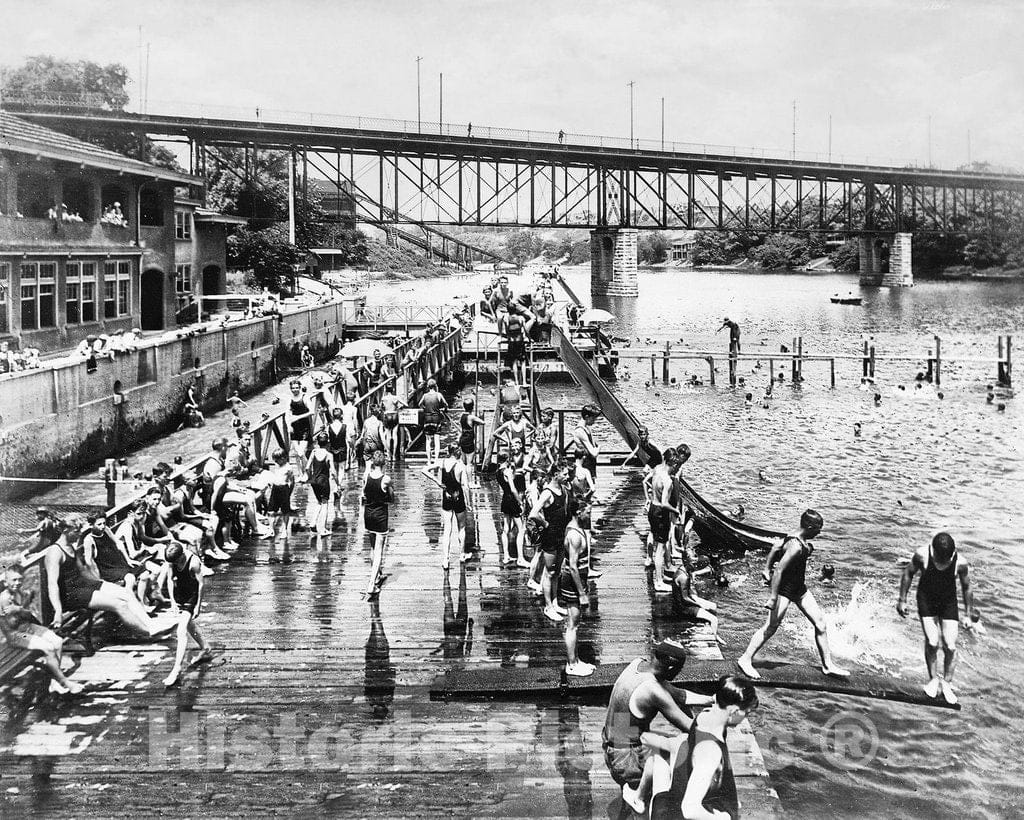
[934,335,942,387]
[869,342,876,379]
[650,352,657,383]
[663,341,670,385]
[998,335,1013,387]
[707,356,716,386]
[830,358,836,388]
[862,339,870,379]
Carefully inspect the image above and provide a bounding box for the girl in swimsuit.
[571,406,601,483]
[362,450,394,597]
[306,432,334,561]
[495,453,527,566]
[458,397,486,488]
[423,442,473,570]
[380,386,405,463]
[529,461,572,623]
[326,407,348,483]
[44,516,163,637]
[265,448,295,563]
[287,379,313,478]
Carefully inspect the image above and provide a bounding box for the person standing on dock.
[380,380,405,463]
[362,450,394,597]
[897,531,976,705]
[418,379,449,467]
[286,379,313,478]
[737,509,850,680]
[458,397,486,488]
[530,460,573,622]
[648,449,683,594]
[162,541,214,687]
[570,405,602,487]
[422,442,473,570]
[602,639,712,816]
[562,500,594,677]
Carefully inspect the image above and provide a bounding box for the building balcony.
[0,215,136,249]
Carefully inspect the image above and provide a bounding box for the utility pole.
[661,96,665,151]
[791,100,796,159]
[439,72,443,132]
[628,81,635,149]
[967,129,972,166]
[138,26,144,110]
[828,113,832,162]
[287,149,296,245]
[416,56,422,132]
[927,114,932,167]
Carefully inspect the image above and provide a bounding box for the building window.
[104,261,117,319]
[81,263,96,323]
[117,260,131,315]
[0,262,9,334]
[20,263,37,330]
[175,263,193,295]
[66,262,81,324]
[17,172,51,219]
[175,210,192,240]
[62,177,93,221]
[38,263,56,328]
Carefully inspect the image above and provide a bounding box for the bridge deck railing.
[4,94,996,174]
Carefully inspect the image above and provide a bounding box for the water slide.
[549,324,783,554]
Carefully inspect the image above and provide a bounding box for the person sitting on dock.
[562,499,594,677]
[897,531,976,705]
[478,286,497,322]
[1,565,85,695]
[737,509,850,680]
[44,515,170,640]
[602,638,712,816]
[625,425,663,469]
[643,675,759,820]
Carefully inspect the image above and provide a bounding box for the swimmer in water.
[897,531,976,705]
[819,563,836,587]
[744,392,753,408]
[738,509,850,679]
[853,422,862,437]
[874,393,882,407]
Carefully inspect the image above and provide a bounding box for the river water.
[371,267,1023,819]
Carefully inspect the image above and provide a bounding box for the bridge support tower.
[590,228,639,298]
[859,233,913,287]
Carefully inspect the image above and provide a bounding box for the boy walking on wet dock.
[898,531,976,705]
[737,509,849,680]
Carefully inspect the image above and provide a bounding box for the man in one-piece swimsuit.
[898,531,976,705]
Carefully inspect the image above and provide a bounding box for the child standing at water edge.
[897,531,976,705]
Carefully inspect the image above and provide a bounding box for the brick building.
[0,112,241,350]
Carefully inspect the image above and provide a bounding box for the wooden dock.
[0,460,781,818]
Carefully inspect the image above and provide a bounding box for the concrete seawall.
[0,299,349,486]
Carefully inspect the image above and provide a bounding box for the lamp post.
[628,81,635,149]
[416,56,423,132]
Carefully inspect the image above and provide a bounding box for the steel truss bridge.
[6,102,1024,237]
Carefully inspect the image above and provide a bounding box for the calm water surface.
[372,267,1024,819]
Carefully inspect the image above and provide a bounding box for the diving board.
[430,660,960,710]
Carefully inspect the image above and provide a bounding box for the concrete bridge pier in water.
[859,232,914,287]
[590,227,640,298]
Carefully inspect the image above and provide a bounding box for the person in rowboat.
[737,509,849,679]
[897,531,976,705]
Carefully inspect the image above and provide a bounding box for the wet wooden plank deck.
[1,457,781,818]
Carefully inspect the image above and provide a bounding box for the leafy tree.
[691,232,730,265]
[505,229,543,266]
[1,55,183,170]
[751,234,810,270]
[829,240,860,272]
[638,231,671,264]
[227,226,302,292]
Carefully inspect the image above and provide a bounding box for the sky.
[3,0,1023,170]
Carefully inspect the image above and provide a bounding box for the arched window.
[139,185,163,226]
[62,177,93,221]
[17,171,51,218]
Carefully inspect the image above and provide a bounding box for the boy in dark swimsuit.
[898,531,976,705]
[737,509,849,679]
[162,542,213,687]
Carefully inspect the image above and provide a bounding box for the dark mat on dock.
[430,659,961,710]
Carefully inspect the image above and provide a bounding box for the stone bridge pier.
[590,227,639,297]
[859,232,913,287]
